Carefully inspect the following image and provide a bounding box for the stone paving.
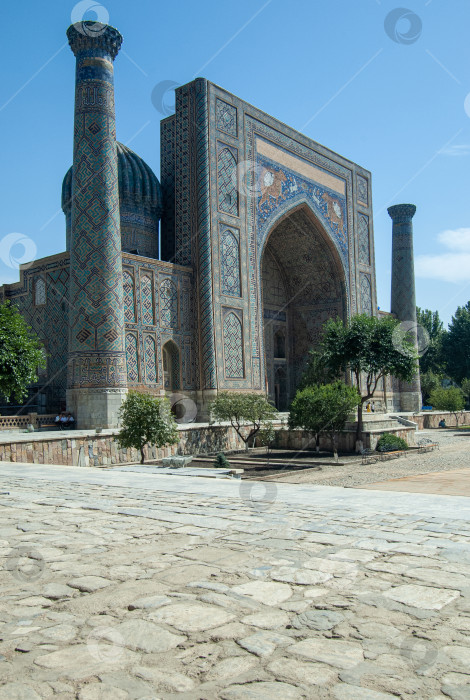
[1,462,470,699]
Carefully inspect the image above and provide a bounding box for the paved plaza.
[1,446,470,700]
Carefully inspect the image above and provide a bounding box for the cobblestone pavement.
[271,430,470,488]
[1,462,470,699]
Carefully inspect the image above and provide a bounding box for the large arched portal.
[261,206,346,409]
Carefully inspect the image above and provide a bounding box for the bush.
[376,434,409,452]
[213,452,231,468]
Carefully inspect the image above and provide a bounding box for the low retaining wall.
[414,411,470,429]
[275,425,416,452]
[0,424,248,467]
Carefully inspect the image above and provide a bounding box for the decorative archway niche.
[260,204,347,409]
[162,340,181,392]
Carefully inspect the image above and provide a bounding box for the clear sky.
[1,0,469,328]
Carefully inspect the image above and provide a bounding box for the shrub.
[213,452,231,468]
[376,433,409,452]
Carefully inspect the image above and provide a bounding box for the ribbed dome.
[61,142,162,213]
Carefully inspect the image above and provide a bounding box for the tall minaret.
[388,203,421,412]
[66,22,127,428]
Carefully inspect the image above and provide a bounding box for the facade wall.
[0,253,70,412]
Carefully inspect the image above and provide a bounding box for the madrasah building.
[0,21,421,427]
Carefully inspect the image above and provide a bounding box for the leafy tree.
[0,301,46,403]
[420,370,441,405]
[116,391,179,464]
[289,381,360,461]
[416,307,446,374]
[429,386,465,427]
[461,378,470,409]
[210,392,277,450]
[257,421,276,455]
[321,314,418,448]
[299,348,337,389]
[443,302,470,383]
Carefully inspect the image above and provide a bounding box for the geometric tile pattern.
[67,27,126,389]
[357,174,369,205]
[217,144,238,216]
[141,275,154,325]
[125,332,139,382]
[34,278,46,306]
[223,312,244,378]
[360,273,373,316]
[358,214,370,265]
[220,228,241,296]
[123,271,136,322]
[195,80,217,389]
[216,99,237,136]
[160,278,178,328]
[144,334,157,383]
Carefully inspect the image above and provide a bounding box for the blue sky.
[0,0,469,327]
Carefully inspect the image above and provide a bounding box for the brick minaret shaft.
[66,22,127,428]
[388,203,421,412]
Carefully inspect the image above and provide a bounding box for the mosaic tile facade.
[220,228,241,296]
[360,273,373,316]
[217,143,238,216]
[358,214,370,265]
[160,278,178,328]
[223,312,244,378]
[216,99,237,136]
[357,174,369,205]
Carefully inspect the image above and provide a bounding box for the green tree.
[443,302,470,383]
[289,381,360,461]
[321,314,418,448]
[0,301,46,403]
[299,348,337,389]
[116,391,179,464]
[461,378,470,409]
[210,392,277,450]
[429,386,465,427]
[420,370,441,405]
[416,307,446,374]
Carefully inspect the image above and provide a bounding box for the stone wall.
[0,424,247,467]
[275,426,416,452]
[411,411,470,430]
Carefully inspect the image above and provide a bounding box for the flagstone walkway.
[1,461,470,699]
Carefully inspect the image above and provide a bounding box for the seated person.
[65,413,75,429]
[438,419,446,428]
